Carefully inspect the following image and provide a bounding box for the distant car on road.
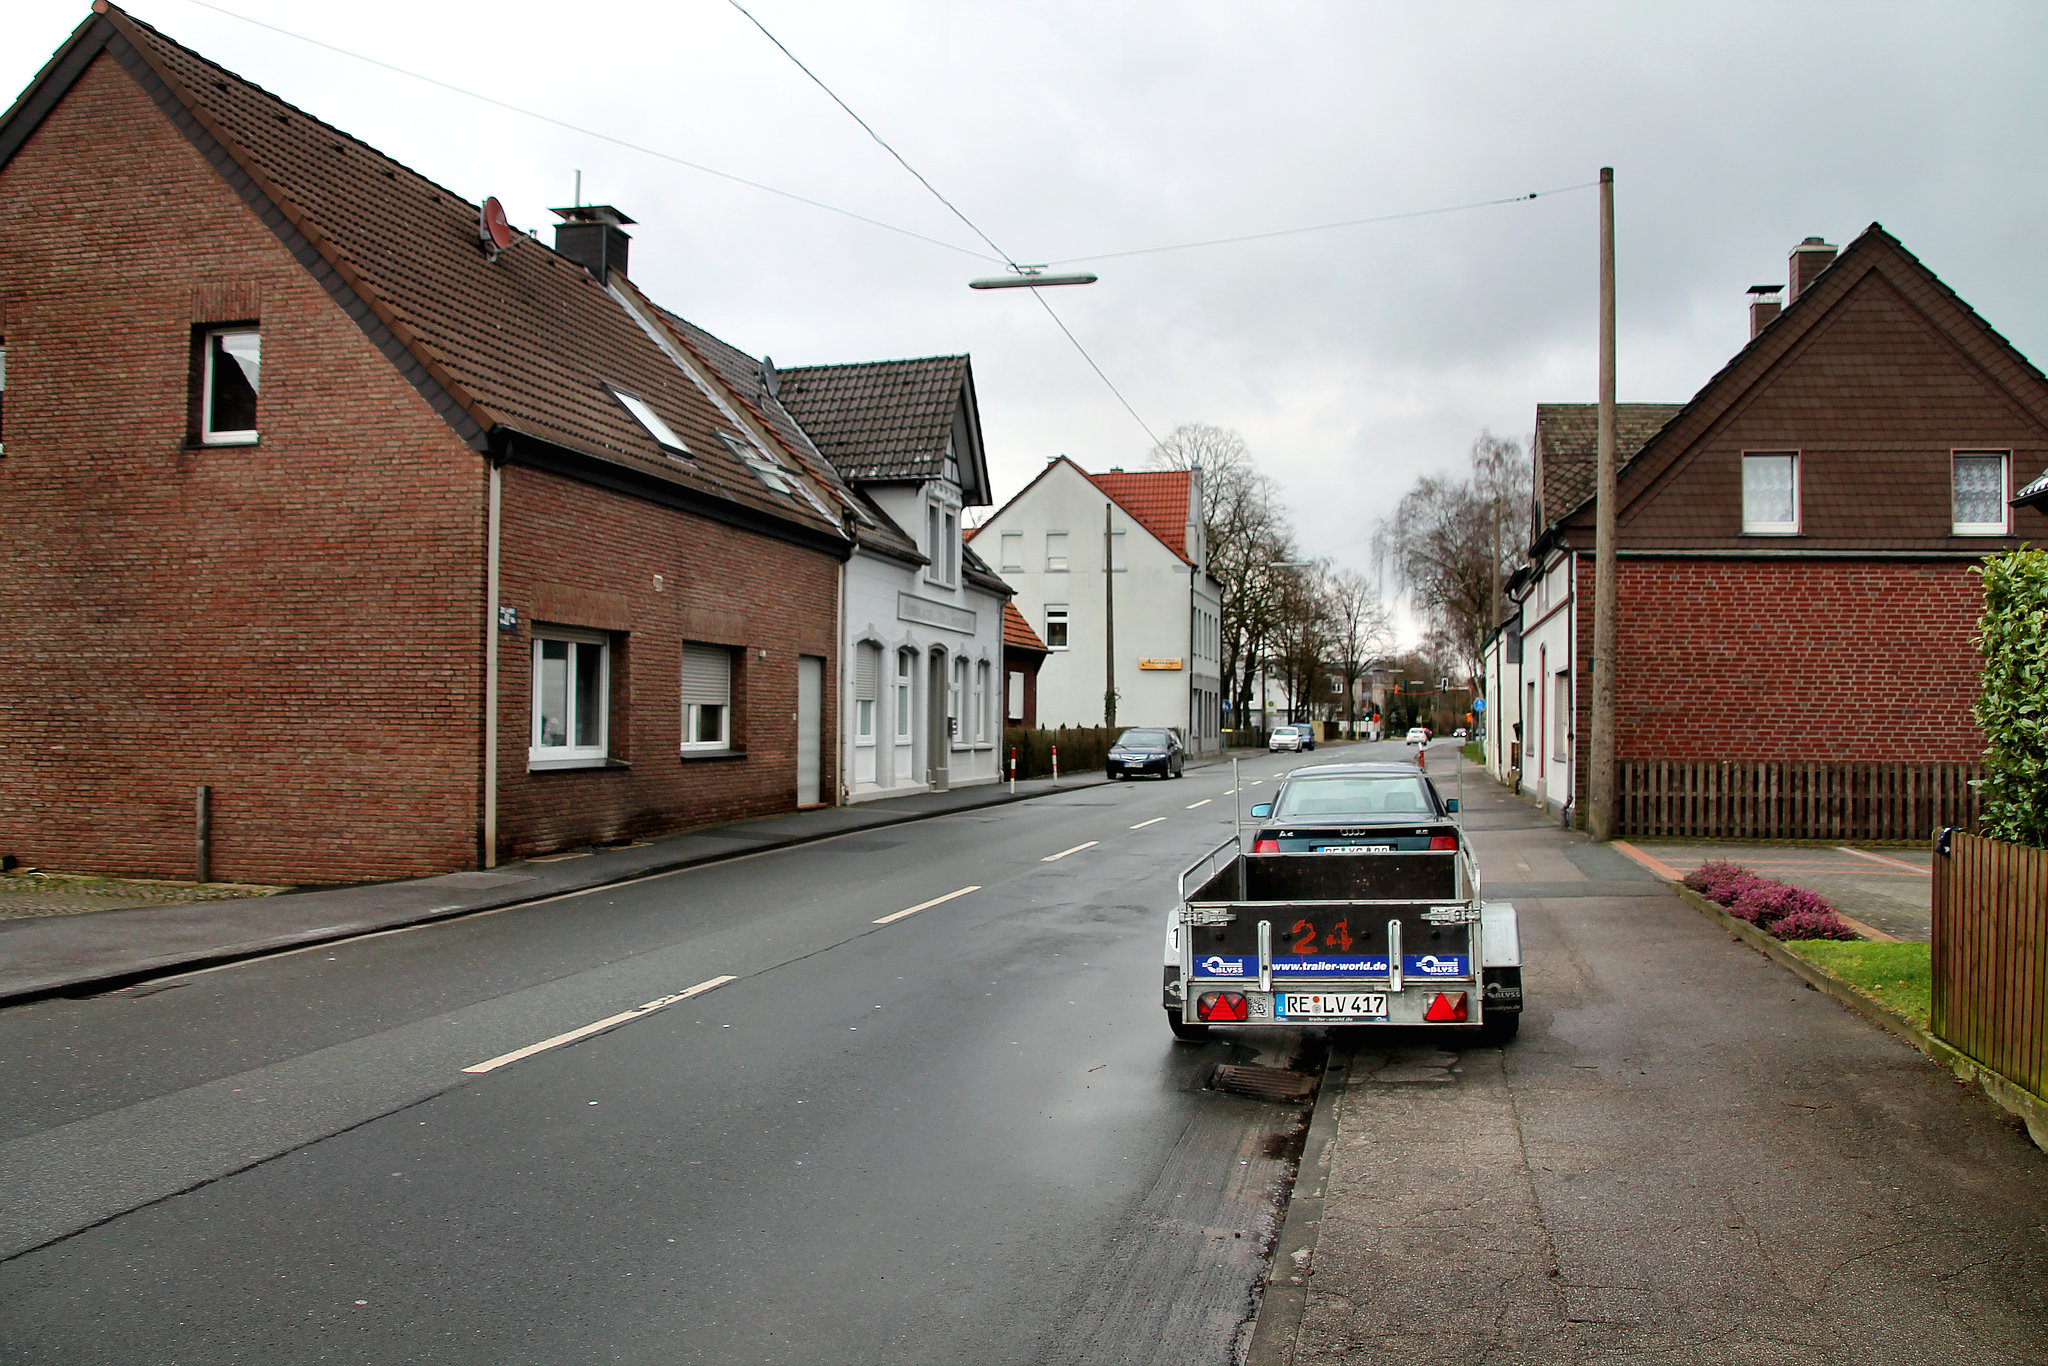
[1268,724,1315,753]
[1245,761,1461,852]
[1453,727,1467,739]
[1106,727,1185,779]
[1404,727,1430,745]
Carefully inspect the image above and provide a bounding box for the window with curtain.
[854,642,881,744]
[1741,452,1799,533]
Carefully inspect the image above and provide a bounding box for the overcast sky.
[9,1,2047,612]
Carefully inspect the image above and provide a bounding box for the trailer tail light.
[1253,839,1281,854]
[1423,992,1468,1023]
[1195,991,1250,1023]
[1428,835,1459,851]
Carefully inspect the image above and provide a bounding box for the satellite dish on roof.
[759,356,781,399]
[478,196,514,260]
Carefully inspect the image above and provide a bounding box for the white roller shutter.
[681,644,731,705]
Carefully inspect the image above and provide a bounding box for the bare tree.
[1326,567,1393,737]
[1149,423,1299,730]
[1377,430,1530,686]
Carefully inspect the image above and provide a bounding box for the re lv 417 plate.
[1278,992,1388,1020]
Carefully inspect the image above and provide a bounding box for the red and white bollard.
[1009,746,1017,795]
[1052,744,1060,785]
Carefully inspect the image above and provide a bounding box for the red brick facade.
[0,58,485,883]
[493,465,839,858]
[1569,558,1987,781]
[0,34,847,883]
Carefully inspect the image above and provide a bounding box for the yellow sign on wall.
[1137,657,1183,670]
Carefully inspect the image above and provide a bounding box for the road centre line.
[1836,845,1932,875]
[1186,799,1212,809]
[874,885,980,924]
[1130,817,1166,829]
[1042,842,1098,862]
[461,974,737,1075]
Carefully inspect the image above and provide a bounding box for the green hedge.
[1000,726,1120,779]
[1974,549,2048,848]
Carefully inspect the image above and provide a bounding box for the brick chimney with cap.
[1788,236,1837,301]
[1747,284,1783,338]
[551,204,635,284]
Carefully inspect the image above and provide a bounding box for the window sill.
[1953,526,2010,537]
[679,747,748,762]
[190,436,261,450]
[1738,528,1800,537]
[528,756,630,772]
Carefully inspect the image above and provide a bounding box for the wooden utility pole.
[1588,166,1618,841]
[1103,502,1117,728]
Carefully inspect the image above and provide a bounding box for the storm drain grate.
[1208,1063,1318,1104]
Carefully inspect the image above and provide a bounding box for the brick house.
[0,5,858,882]
[1000,602,1049,730]
[1492,227,2048,835]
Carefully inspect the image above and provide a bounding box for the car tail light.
[1253,838,1280,854]
[1428,834,1459,851]
[1195,991,1249,1023]
[1423,991,1468,1023]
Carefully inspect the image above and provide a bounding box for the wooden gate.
[1933,830,2048,1102]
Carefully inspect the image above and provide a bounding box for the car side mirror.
[1250,803,1272,818]
[1444,798,1460,814]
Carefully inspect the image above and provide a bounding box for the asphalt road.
[0,746,1359,1365]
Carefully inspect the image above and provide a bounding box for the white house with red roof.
[970,458,1222,750]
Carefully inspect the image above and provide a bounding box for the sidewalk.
[1252,751,2048,1365]
[1614,838,1933,941]
[0,770,1116,1006]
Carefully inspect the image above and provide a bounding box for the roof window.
[607,385,689,456]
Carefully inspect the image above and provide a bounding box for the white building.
[775,356,1009,799]
[970,458,1223,751]
[675,328,1010,801]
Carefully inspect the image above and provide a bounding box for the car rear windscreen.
[1273,775,1434,820]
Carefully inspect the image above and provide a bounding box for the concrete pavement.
[1617,839,1934,941]
[1253,750,2048,1365]
[0,769,1117,1006]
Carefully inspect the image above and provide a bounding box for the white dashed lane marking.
[1042,842,1099,862]
[874,885,981,924]
[462,975,737,1075]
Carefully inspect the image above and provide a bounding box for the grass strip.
[1783,939,1931,1029]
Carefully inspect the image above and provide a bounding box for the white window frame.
[976,660,993,742]
[999,532,1023,571]
[1741,451,1800,534]
[950,656,968,749]
[1552,671,1571,764]
[530,627,610,769]
[680,643,734,754]
[854,642,881,748]
[894,649,915,743]
[1045,605,1069,651]
[1045,531,1069,573]
[925,497,961,588]
[608,384,690,456]
[1952,451,2010,535]
[1109,529,1127,572]
[1007,669,1024,723]
[200,326,262,445]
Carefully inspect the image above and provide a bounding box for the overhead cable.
[172,0,1005,263]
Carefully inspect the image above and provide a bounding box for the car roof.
[1276,762,1427,780]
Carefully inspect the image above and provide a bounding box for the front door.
[797,654,824,806]
[926,649,950,792]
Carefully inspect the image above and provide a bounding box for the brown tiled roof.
[1003,602,1048,654]
[775,356,969,483]
[1533,403,1685,530]
[28,5,847,548]
[661,312,926,564]
[1085,468,1193,562]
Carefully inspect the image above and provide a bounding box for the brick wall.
[1564,557,1987,813]
[0,55,484,884]
[493,463,841,859]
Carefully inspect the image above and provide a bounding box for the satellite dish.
[759,356,781,399]
[478,196,514,259]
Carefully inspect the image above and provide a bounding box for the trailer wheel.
[1167,1012,1210,1042]
[1477,1014,1520,1045]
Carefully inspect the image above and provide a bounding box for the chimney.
[1747,284,1783,338]
[1788,236,1836,301]
[550,204,635,284]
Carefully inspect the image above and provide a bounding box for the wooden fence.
[1933,830,2048,1103]
[1617,760,1982,841]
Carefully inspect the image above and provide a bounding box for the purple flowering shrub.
[1769,907,1860,941]
[1685,861,1861,941]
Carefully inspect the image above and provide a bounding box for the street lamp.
[968,267,1100,290]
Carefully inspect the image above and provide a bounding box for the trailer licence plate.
[1279,992,1388,1020]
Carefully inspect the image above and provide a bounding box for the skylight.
[608,385,689,456]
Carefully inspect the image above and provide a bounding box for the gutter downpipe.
[483,456,502,868]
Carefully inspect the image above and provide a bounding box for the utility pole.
[1103,502,1117,728]
[1588,165,1618,841]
